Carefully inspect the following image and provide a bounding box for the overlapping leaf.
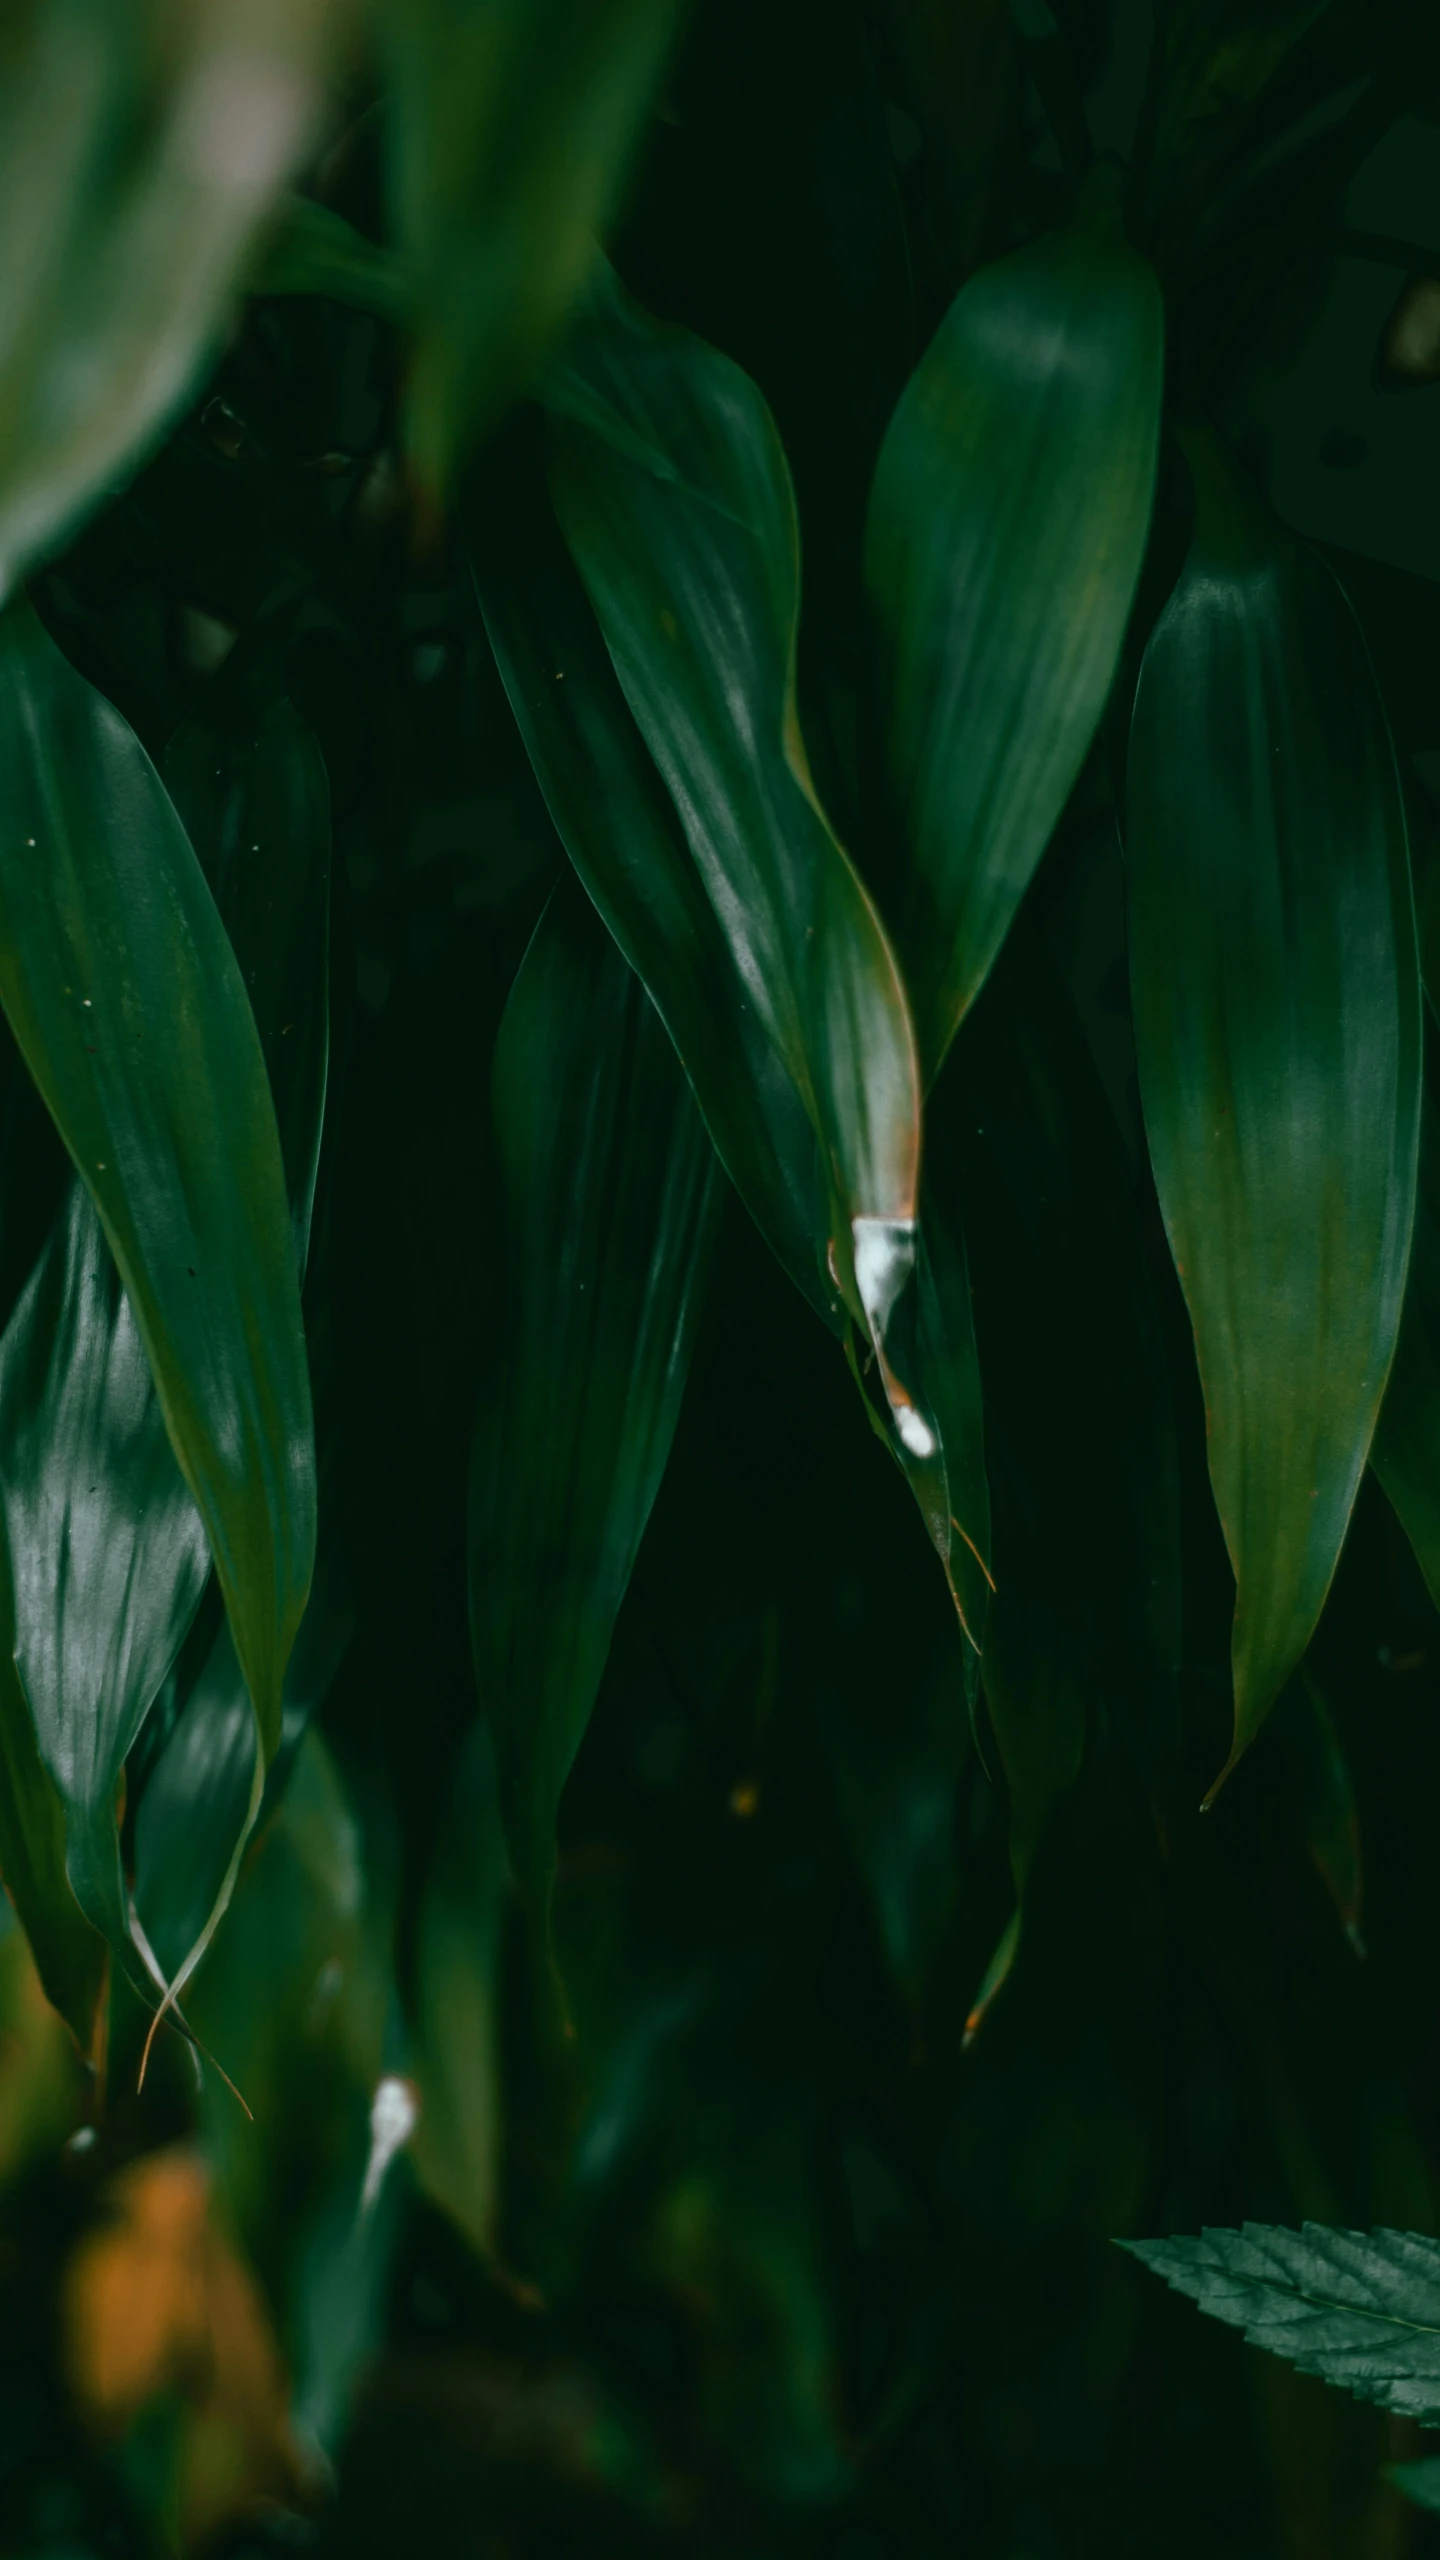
[1127,434,1419,1784]
[0,0,338,595]
[469,875,723,1909]
[1124,2225,1440,2419]
[475,483,834,1329]
[541,269,990,1634]
[380,0,684,485]
[865,180,1163,1082]
[0,607,320,2007]
[1373,1098,1440,1611]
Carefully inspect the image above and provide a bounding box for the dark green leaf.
[474,479,834,1330]
[0,601,316,1983]
[864,180,1163,1081]
[1389,2458,1440,2514]
[0,1529,106,2060]
[543,273,985,1603]
[380,0,684,485]
[1373,1093,1440,1612]
[0,0,338,591]
[408,1720,506,2261]
[1126,434,1419,1784]
[1123,2224,1440,2419]
[469,874,723,1908]
[248,198,411,330]
[0,1183,209,1960]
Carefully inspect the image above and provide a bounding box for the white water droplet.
[360,2073,418,2214]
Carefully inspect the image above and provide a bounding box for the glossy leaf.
[469,875,723,1908]
[544,271,966,1553]
[132,1502,354,1992]
[0,603,317,1983]
[474,480,834,1330]
[1124,2225,1440,2419]
[1390,2459,1440,2515]
[0,1183,210,1959]
[380,0,684,485]
[0,0,338,594]
[864,181,1163,1081]
[0,1525,106,2060]
[1127,435,1419,1782]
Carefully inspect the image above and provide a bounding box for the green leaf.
[543,272,984,1608]
[1389,2457,1440,2514]
[1372,1088,1440,1612]
[1126,434,1420,1785]
[0,1533,107,2061]
[248,198,411,329]
[864,179,1163,1082]
[380,0,685,485]
[473,473,835,1330]
[469,874,723,1910]
[0,0,338,593]
[0,601,316,1986]
[0,1183,210,1961]
[131,1505,354,1993]
[1123,2225,1440,2420]
[408,1720,507,2262]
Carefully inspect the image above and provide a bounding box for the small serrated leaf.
[1124,2224,1440,2419]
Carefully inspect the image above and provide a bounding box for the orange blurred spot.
[728,1781,759,1819]
[64,2146,303,2548]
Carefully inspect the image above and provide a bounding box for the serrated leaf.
[469,875,723,1910]
[1124,2224,1440,2419]
[1126,433,1420,1785]
[380,0,684,485]
[864,179,1162,1082]
[542,270,990,1629]
[0,0,338,594]
[0,602,317,2001]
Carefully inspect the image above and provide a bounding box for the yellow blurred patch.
[63,2145,305,2549]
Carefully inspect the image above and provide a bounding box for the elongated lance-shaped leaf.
[1373,1089,1440,1613]
[470,875,723,1912]
[473,478,835,1332]
[864,174,1163,1083]
[1123,2226,1440,2421]
[1127,433,1419,1787]
[544,270,990,1626]
[0,0,339,596]
[0,601,316,1974]
[0,1184,210,1963]
[380,0,684,487]
[0,1515,106,2061]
